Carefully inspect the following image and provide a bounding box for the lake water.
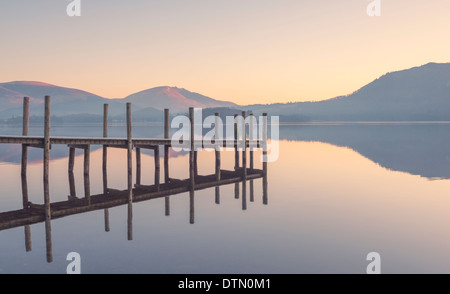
[1,123,450,274]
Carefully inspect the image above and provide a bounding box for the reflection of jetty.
[0,97,268,263]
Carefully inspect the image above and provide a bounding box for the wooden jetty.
[0,96,269,262]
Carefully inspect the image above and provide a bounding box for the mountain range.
[251,62,450,121]
[0,82,237,122]
[1,62,449,122]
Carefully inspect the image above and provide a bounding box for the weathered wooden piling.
[242,111,247,180]
[164,109,170,183]
[214,113,221,205]
[164,109,170,216]
[215,113,221,181]
[262,113,268,205]
[21,97,31,252]
[126,103,133,240]
[249,113,254,170]
[189,107,195,190]
[43,96,52,263]
[103,104,110,232]
[189,107,195,224]
[21,97,29,179]
[234,114,239,170]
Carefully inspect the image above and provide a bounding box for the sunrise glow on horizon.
[1,0,449,105]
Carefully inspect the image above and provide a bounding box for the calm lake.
[1,123,450,274]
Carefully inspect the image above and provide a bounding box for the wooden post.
[43,96,52,263]
[164,109,170,183]
[242,111,247,180]
[189,107,195,224]
[126,103,133,240]
[21,97,29,178]
[262,113,268,205]
[103,104,110,232]
[68,147,75,173]
[189,107,195,190]
[215,113,221,181]
[164,109,170,216]
[214,114,221,205]
[102,104,108,194]
[242,112,247,210]
[234,114,239,170]
[21,97,31,252]
[249,113,254,170]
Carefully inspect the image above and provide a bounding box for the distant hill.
[2,62,450,122]
[249,62,450,121]
[0,81,126,119]
[0,82,238,122]
[123,86,237,114]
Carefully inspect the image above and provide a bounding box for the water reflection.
[0,152,268,263]
[2,123,449,179]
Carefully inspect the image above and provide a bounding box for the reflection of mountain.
[280,124,450,180]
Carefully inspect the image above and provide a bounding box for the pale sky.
[0,0,449,105]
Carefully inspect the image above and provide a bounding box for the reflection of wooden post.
[21,97,31,252]
[164,109,170,216]
[68,168,76,200]
[234,114,239,170]
[43,96,52,263]
[154,146,160,191]
[190,189,195,224]
[84,146,90,203]
[136,148,141,186]
[194,150,198,177]
[215,113,221,182]
[128,202,133,241]
[235,182,239,199]
[215,186,220,205]
[103,104,110,232]
[242,178,247,210]
[262,113,268,205]
[127,103,133,240]
[164,109,170,183]
[250,180,254,202]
